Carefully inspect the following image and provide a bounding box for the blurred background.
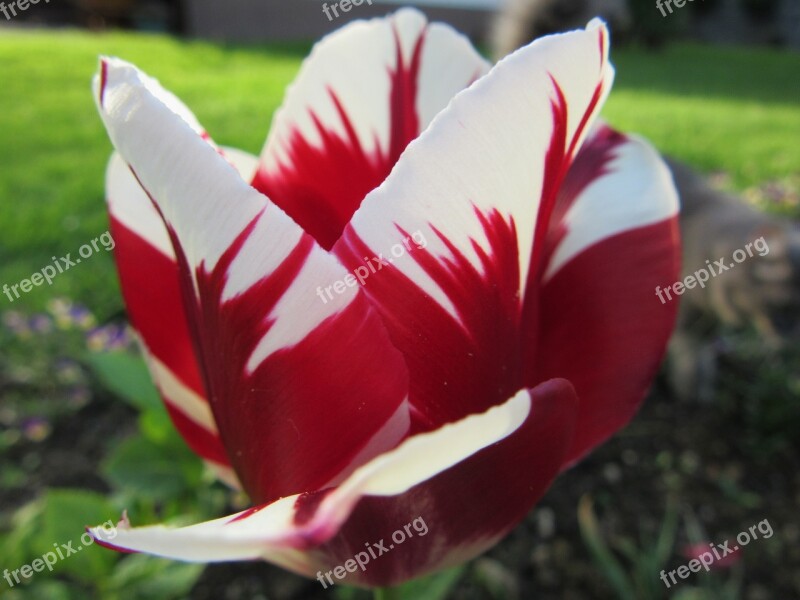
[5,0,800,47]
[0,1,798,599]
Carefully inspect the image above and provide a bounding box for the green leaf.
[336,566,465,600]
[85,351,163,413]
[1,580,84,600]
[103,554,204,600]
[138,407,176,444]
[102,433,202,502]
[577,495,636,600]
[35,489,119,583]
[394,565,466,600]
[0,497,45,568]
[334,586,369,600]
[654,498,679,569]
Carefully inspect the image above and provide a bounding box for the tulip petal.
[91,380,576,587]
[90,388,533,564]
[324,378,578,586]
[252,8,490,249]
[333,21,613,428]
[103,66,262,480]
[107,153,232,473]
[219,145,260,183]
[96,58,410,505]
[106,145,261,482]
[532,123,680,465]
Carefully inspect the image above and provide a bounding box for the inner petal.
[251,9,490,249]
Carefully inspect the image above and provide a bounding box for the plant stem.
[373,586,402,600]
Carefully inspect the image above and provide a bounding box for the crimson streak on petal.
[520,78,609,374]
[543,124,628,266]
[163,215,408,505]
[253,27,426,250]
[336,207,523,431]
[306,378,579,586]
[109,216,230,467]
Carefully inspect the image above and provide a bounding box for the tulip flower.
[91,8,680,589]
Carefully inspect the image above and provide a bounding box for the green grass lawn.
[0,29,798,318]
[607,43,800,184]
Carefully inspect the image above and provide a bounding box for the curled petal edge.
[90,385,546,574]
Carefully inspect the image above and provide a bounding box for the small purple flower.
[2,311,31,337]
[28,313,54,334]
[47,298,97,330]
[87,322,134,352]
[22,418,52,443]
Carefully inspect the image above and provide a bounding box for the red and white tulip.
[92,8,680,587]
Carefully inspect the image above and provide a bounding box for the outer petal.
[93,379,578,587]
[106,147,263,489]
[95,58,410,505]
[532,123,680,465]
[252,8,490,249]
[102,56,263,486]
[103,64,257,483]
[333,21,613,428]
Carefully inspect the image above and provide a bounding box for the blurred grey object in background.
[666,158,800,401]
[489,0,631,59]
[182,0,494,43]
[489,0,800,60]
